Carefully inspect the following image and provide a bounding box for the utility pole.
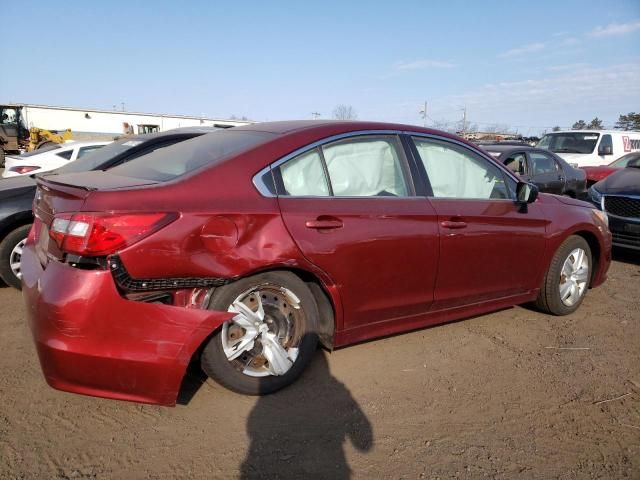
[461,106,467,133]
[121,102,125,112]
[419,101,428,127]
[311,112,321,120]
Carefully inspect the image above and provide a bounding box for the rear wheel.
[0,224,32,290]
[200,271,319,395]
[535,235,592,315]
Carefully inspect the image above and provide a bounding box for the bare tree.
[333,104,358,120]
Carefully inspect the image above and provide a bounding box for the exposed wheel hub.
[220,285,303,377]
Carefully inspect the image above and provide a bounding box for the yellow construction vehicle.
[28,127,73,151]
[0,105,73,165]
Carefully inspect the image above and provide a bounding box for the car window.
[528,152,558,175]
[503,152,526,174]
[321,136,409,197]
[109,130,275,181]
[280,148,330,196]
[537,133,599,154]
[610,153,640,168]
[19,144,61,157]
[55,149,74,160]
[77,145,104,159]
[627,156,640,167]
[412,137,510,200]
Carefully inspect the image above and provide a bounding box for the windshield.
[537,133,599,154]
[55,139,139,173]
[109,130,276,181]
[610,152,640,168]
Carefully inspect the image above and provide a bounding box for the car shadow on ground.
[612,247,640,265]
[179,349,373,479]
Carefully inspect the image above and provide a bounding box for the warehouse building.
[1,103,251,140]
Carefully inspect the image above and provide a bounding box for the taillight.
[49,212,177,256]
[10,166,39,174]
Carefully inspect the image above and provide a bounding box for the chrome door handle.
[440,221,467,229]
[305,217,343,230]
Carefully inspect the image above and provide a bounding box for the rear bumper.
[21,244,233,406]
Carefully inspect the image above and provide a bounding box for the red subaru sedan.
[22,121,612,406]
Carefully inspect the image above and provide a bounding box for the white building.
[4,103,251,139]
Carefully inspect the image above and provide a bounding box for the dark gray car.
[0,127,221,289]
[480,144,587,198]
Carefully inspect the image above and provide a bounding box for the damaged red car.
[22,121,612,406]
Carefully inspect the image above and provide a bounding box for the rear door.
[409,136,547,310]
[276,134,439,331]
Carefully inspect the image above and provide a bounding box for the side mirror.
[598,145,612,156]
[516,181,538,204]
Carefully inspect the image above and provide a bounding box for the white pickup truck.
[537,130,640,167]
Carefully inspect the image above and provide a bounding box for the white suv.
[537,130,640,167]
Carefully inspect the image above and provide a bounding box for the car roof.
[112,126,221,142]
[230,119,470,141]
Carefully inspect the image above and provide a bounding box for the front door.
[276,134,439,331]
[526,151,564,194]
[410,136,548,310]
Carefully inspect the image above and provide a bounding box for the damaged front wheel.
[200,271,319,395]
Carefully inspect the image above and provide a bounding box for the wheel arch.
[183,265,339,366]
[229,266,339,350]
[0,212,33,242]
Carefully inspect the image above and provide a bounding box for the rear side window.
[55,149,74,160]
[412,137,511,199]
[280,148,330,196]
[277,135,410,197]
[528,152,558,175]
[109,130,276,181]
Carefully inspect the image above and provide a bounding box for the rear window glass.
[19,144,61,157]
[108,130,275,181]
[56,139,140,173]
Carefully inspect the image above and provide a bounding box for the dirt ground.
[1,251,639,479]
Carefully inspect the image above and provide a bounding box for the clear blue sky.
[1,0,639,134]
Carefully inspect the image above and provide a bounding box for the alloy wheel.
[9,238,26,280]
[221,285,304,377]
[558,247,589,307]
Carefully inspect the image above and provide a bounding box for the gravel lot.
[1,250,639,479]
